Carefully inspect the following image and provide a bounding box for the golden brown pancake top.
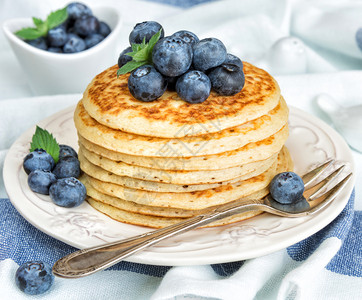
[82,62,281,138]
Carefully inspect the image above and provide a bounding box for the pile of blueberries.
[27,2,111,53]
[23,145,86,208]
[118,21,245,103]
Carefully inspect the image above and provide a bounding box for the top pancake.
[82,62,281,138]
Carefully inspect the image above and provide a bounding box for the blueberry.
[152,36,193,77]
[128,65,167,102]
[48,47,63,53]
[49,177,86,207]
[63,35,86,53]
[26,37,47,51]
[225,53,243,70]
[67,2,92,19]
[59,144,78,160]
[270,172,305,204]
[85,33,104,49]
[47,26,67,47]
[99,21,111,37]
[74,15,100,37]
[52,156,81,179]
[118,46,133,68]
[28,170,57,195]
[193,38,227,72]
[176,70,211,104]
[172,30,199,46]
[129,21,164,44]
[164,75,179,91]
[208,64,245,96]
[15,261,54,295]
[23,149,55,175]
[268,196,310,213]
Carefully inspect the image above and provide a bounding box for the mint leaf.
[46,7,68,30]
[15,27,44,40]
[117,60,146,76]
[14,6,67,40]
[32,17,44,28]
[117,30,162,75]
[30,126,60,163]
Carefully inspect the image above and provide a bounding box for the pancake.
[82,147,291,210]
[82,62,281,138]
[77,124,288,171]
[74,97,288,157]
[87,197,265,228]
[79,150,277,192]
[83,177,270,218]
[79,145,278,184]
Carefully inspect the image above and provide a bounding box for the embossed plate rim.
[3,105,355,266]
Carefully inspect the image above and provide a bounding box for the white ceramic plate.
[3,105,355,266]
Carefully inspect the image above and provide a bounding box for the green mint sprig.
[117,29,162,76]
[30,126,60,163]
[15,7,68,40]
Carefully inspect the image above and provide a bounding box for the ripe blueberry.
[28,170,57,195]
[52,156,81,179]
[270,172,305,204]
[192,38,227,71]
[23,149,54,175]
[118,46,132,68]
[49,177,86,207]
[172,30,199,46]
[128,65,167,102]
[15,261,54,295]
[208,64,245,96]
[176,70,211,103]
[129,21,164,44]
[152,36,193,77]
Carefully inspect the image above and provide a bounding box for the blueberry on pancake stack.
[73,22,293,228]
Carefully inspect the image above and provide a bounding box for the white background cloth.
[0,0,362,299]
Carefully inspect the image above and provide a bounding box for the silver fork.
[52,160,352,278]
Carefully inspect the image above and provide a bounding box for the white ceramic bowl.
[2,6,122,95]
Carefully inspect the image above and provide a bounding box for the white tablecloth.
[1,0,361,299]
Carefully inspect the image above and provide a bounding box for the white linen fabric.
[0,0,361,299]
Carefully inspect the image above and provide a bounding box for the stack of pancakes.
[74,62,293,228]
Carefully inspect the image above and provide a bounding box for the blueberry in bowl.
[2,3,122,95]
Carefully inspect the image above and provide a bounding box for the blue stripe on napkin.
[0,198,171,277]
[287,190,362,277]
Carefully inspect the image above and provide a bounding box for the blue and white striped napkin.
[0,190,360,299]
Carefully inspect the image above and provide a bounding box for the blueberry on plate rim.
[52,156,81,179]
[28,169,57,195]
[23,149,55,175]
[49,177,87,208]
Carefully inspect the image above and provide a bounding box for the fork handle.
[52,200,262,278]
